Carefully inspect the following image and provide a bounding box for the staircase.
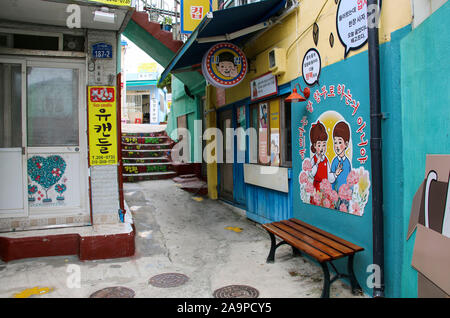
[121,131,177,182]
[121,130,206,188]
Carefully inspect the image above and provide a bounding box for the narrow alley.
[0,178,364,298]
[1,0,448,302]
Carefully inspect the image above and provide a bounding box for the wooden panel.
[281,220,354,255]
[244,163,289,193]
[262,223,331,262]
[273,222,343,259]
[290,218,364,252]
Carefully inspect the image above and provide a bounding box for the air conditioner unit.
[268,48,286,76]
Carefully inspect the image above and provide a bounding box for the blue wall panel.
[245,170,293,224]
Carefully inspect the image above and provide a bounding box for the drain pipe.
[367,0,385,298]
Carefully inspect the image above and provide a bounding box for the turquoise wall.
[379,25,411,298]
[399,2,450,298]
[166,76,205,162]
[291,2,449,298]
[292,51,374,296]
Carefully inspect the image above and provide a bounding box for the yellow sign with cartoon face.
[201,42,248,89]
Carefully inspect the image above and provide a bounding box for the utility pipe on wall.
[367,0,385,298]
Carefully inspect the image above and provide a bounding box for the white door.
[0,60,27,218]
[0,57,89,225]
[26,59,89,219]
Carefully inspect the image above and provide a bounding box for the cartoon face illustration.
[310,121,328,158]
[314,140,327,156]
[216,52,238,78]
[332,121,350,157]
[333,137,348,156]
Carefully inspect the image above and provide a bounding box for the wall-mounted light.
[93,7,116,24]
[285,83,310,103]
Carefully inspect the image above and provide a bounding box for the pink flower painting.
[299,171,308,184]
[338,184,352,201]
[302,159,312,172]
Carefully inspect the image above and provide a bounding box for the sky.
[121,35,164,75]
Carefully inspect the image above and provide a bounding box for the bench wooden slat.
[290,218,364,252]
[262,223,331,263]
[273,222,344,259]
[281,220,354,256]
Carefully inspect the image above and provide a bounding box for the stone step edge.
[123,171,177,177]
[123,162,172,166]
[122,157,169,161]
[121,149,169,152]
[121,133,167,137]
[122,142,173,147]
[121,135,170,139]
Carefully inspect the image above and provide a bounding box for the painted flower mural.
[28,184,38,201]
[300,165,370,216]
[27,155,67,203]
[298,111,371,216]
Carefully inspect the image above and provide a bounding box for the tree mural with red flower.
[27,155,67,203]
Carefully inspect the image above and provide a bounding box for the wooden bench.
[262,218,364,298]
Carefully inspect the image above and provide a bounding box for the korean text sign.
[181,0,212,34]
[88,0,131,6]
[88,86,118,166]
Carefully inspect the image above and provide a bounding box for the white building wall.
[411,0,448,28]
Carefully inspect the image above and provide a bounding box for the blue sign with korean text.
[92,42,113,59]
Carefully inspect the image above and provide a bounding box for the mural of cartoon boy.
[216,52,238,78]
[331,121,352,192]
[309,121,336,193]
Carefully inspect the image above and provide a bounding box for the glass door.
[0,60,27,217]
[25,59,89,219]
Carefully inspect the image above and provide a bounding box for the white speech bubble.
[336,0,368,57]
[302,48,321,86]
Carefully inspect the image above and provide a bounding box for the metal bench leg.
[292,246,302,257]
[266,232,277,263]
[266,231,291,263]
[320,262,331,298]
[347,254,362,294]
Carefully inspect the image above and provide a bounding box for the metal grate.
[89,286,135,298]
[148,273,189,288]
[213,285,259,298]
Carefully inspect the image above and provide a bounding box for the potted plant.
[161,16,173,32]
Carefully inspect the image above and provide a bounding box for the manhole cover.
[89,286,135,298]
[213,285,259,298]
[148,273,189,288]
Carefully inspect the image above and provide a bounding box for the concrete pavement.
[0,179,366,298]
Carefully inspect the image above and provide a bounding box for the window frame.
[247,94,292,168]
[279,97,292,168]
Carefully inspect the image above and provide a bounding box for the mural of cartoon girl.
[309,121,337,195]
[331,121,352,192]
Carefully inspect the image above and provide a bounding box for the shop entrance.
[0,57,90,229]
[218,109,233,202]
